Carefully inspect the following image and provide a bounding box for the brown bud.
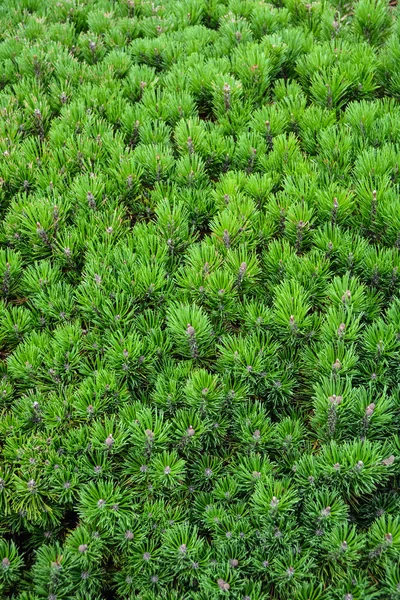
[105,434,114,447]
[328,394,342,405]
[217,578,230,591]
[186,324,196,337]
[365,403,375,417]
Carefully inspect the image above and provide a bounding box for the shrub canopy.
[0,0,400,598]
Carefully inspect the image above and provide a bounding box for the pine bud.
[328,394,342,405]
[382,455,395,466]
[223,84,231,111]
[78,544,88,553]
[217,578,230,591]
[337,322,346,336]
[332,358,342,370]
[186,324,199,358]
[223,229,230,248]
[87,192,96,209]
[2,557,10,569]
[365,403,375,417]
[186,325,195,337]
[36,222,52,247]
[295,221,305,251]
[341,290,351,303]
[105,434,114,447]
[237,261,247,285]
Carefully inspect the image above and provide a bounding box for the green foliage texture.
[0,0,400,598]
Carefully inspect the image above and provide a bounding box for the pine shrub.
[0,0,399,598]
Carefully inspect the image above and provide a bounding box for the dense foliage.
[1,0,400,597]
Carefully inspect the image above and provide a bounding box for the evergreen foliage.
[0,0,399,598]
